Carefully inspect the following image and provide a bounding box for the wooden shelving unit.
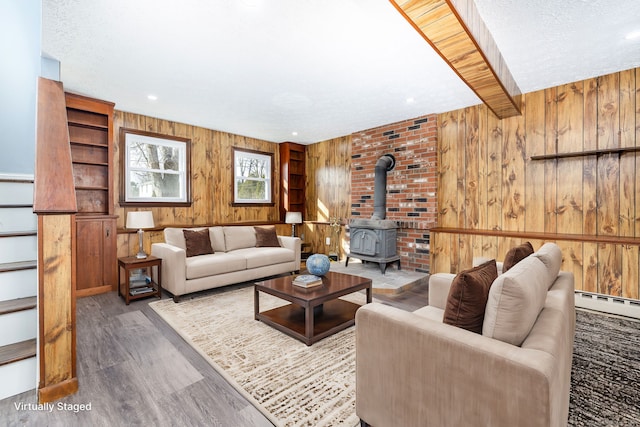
[66,101,111,214]
[65,93,117,297]
[280,142,306,221]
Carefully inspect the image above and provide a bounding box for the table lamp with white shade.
[285,212,302,237]
[126,211,155,258]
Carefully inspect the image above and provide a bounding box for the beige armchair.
[355,243,575,427]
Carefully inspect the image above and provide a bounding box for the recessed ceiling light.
[292,131,298,136]
[625,30,640,40]
[147,95,158,101]
[406,97,416,104]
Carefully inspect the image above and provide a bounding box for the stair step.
[0,339,37,367]
[0,234,37,264]
[0,260,37,273]
[0,207,37,233]
[0,176,34,184]
[0,297,37,316]
[0,231,37,238]
[0,204,33,209]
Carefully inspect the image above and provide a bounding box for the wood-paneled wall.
[113,111,283,257]
[303,136,352,256]
[432,67,639,300]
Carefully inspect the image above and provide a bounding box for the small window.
[120,128,191,206]
[233,148,274,205]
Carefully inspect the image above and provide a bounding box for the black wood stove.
[346,154,400,274]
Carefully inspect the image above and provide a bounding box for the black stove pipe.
[371,154,396,220]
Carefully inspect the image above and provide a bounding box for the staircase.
[0,174,38,400]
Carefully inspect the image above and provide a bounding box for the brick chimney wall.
[350,114,438,273]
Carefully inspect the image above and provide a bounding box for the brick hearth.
[350,114,437,273]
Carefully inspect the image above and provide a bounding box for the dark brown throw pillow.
[442,259,498,334]
[254,226,281,247]
[183,229,214,257]
[502,241,534,273]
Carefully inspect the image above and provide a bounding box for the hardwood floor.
[374,280,430,311]
[0,280,429,426]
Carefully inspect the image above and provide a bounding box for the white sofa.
[151,226,301,302]
[356,243,576,427]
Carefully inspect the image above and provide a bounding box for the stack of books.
[130,286,154,296]
[129,270,153,295]
[293,274,323,288]
[130,272,152,289]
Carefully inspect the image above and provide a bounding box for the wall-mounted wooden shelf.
[75,185,109,191]
[73,160,109,167]
[70,140,108,147]
[67,109,109,130]
[530,146,640,161]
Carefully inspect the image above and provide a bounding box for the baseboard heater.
[574,291,640,320]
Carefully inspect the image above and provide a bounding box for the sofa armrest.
[428,273,456,309]
[356,303,558,427]
[277,236,301,270]
[151,243,187,298]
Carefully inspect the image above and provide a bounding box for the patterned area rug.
[569,309,640,426]
[150,286,363,427]
[151,287,640,427]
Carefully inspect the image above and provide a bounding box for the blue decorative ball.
[306,254,331,276]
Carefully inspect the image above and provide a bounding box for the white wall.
[0,0,41,174]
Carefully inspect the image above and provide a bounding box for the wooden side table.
[301,242,312,260]
[117,255,162,305]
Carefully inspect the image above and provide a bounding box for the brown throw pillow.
[183,229,214,257]
[502,242,534,273]
[443,259,498,334]
[254,226,281,247]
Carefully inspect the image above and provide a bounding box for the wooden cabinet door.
[76,217,117,297]
[102,218,117,289]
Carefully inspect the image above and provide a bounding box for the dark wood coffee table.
[254,271,372,346]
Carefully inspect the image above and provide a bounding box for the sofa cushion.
[209,227,226,252]
[185,253,247,279]
[164,227,188,250]
[413,305,445,322]
[502,241,534,273]
[224,226,256,251]
[254,226,281,247]
[183,229,214,257]
[235,247,295,269]
[427,273,457,310]
[473,256,504,274]
[483,256,549,346]
[532,242,562,289]
[442,259,498,334]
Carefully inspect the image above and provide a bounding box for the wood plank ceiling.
[390,0,522,118]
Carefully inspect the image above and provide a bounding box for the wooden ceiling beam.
[390,0,522,118]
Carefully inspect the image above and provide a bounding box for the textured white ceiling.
[42,0,640,144]
[474,0,640,93]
